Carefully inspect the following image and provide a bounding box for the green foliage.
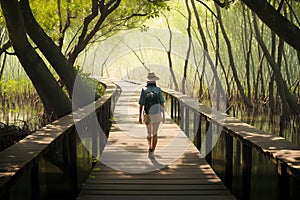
[0,79,35,99]
[30,0,91,42]
[0,78,44,130]
[146,0,170,18]
[27,0,169,44]
[74,65,104,96]
[224,0,233,9]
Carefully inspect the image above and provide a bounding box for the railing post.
[98,103,103,129]
[180,104,184,131]
[225,132,233,190]
[98,104,105,154]
[31,163,40,200]
[68,129,78,198]
[102,102,108,135]
[205,120,212,165]
[107,100,111,133]
[195,113,201,150]
[2,191,9,200]
[278,162,290,199]
[185,107,190,137]
[242,143,252,200]
[172,98,175,119]
[0,80,119,200]
[171,97,174,119]
[177,100,180,123]
[92,115,98,157]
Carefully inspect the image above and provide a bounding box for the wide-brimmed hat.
[147,72,159,81]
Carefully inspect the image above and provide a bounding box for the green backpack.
[144,90,160,114]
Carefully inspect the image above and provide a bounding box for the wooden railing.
[2,79,298,200]
[0,79,120,200]
[162,88,300,200]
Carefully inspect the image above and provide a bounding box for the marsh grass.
[0,79,45,127]
[0,73,104,151]
[0,79,47,151]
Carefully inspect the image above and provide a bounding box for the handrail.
[0,78,120,199]
[162,87,300,199]
[2,79,298,199]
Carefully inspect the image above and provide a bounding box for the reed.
[0,79,44,127]
[0,78,46,150]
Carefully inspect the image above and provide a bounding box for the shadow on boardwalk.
[77,81,235,200]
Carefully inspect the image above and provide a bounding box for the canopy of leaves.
[27,0,169,52]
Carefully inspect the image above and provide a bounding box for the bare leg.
[151,122,160,151]
[152,134,157,151]
[147,136,152,150]
[146,124,152,150]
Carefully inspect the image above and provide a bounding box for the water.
[0,94,46,150]
[232,105,300,145]
[164,93,300,146]
[0,95,45,131]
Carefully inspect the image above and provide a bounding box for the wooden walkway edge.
[77,81,236,200]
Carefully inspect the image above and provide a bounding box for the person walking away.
[139,72,165,153]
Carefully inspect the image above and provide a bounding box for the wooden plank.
[77,81,235,199]
[0,79,119,198]
[83,184,228,190]
[163,85,300,180]
[77,195,235,200]
[79,190,232,195]
[86,179,225,185]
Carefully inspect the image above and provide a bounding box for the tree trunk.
[163,13,179,91]
[0,0,72,118]
[269,30,276,115]
[215,4,253,109]
[191,0,207,100]
[254,55,264,102]
[269,73,275,115]
[277,37,286,135]
[253,12,300,115]
[192,1,226,108]
[0,53,6,80]
[242,6,252,101]
[182,0,192,95]
[20,0,97,108]
[191,0,207,50]
[241,0,300,51]
[68,0,121,65]
[245,31,252,101]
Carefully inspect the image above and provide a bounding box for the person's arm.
[158,87,165,123]
[139,105,143,124]
[138,88,145,124]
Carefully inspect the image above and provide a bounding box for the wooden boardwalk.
[77,81,235,200]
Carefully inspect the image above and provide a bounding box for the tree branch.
[106,0,121,16]
[78,0,98,46]
[284,0,300,27]
[241,0,300,51]
[195,0,218,19]
[0,40,11,55]
[68,0,121,64]
[252,11,300,114]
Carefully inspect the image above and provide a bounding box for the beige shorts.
[143,113,162,125]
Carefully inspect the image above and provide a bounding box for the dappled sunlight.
[77,81,235,198]
[0,164,21,173]
[270,150,300,162]
[22,135,55,145]
[6,80,300,199]
[0,79,119,199]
